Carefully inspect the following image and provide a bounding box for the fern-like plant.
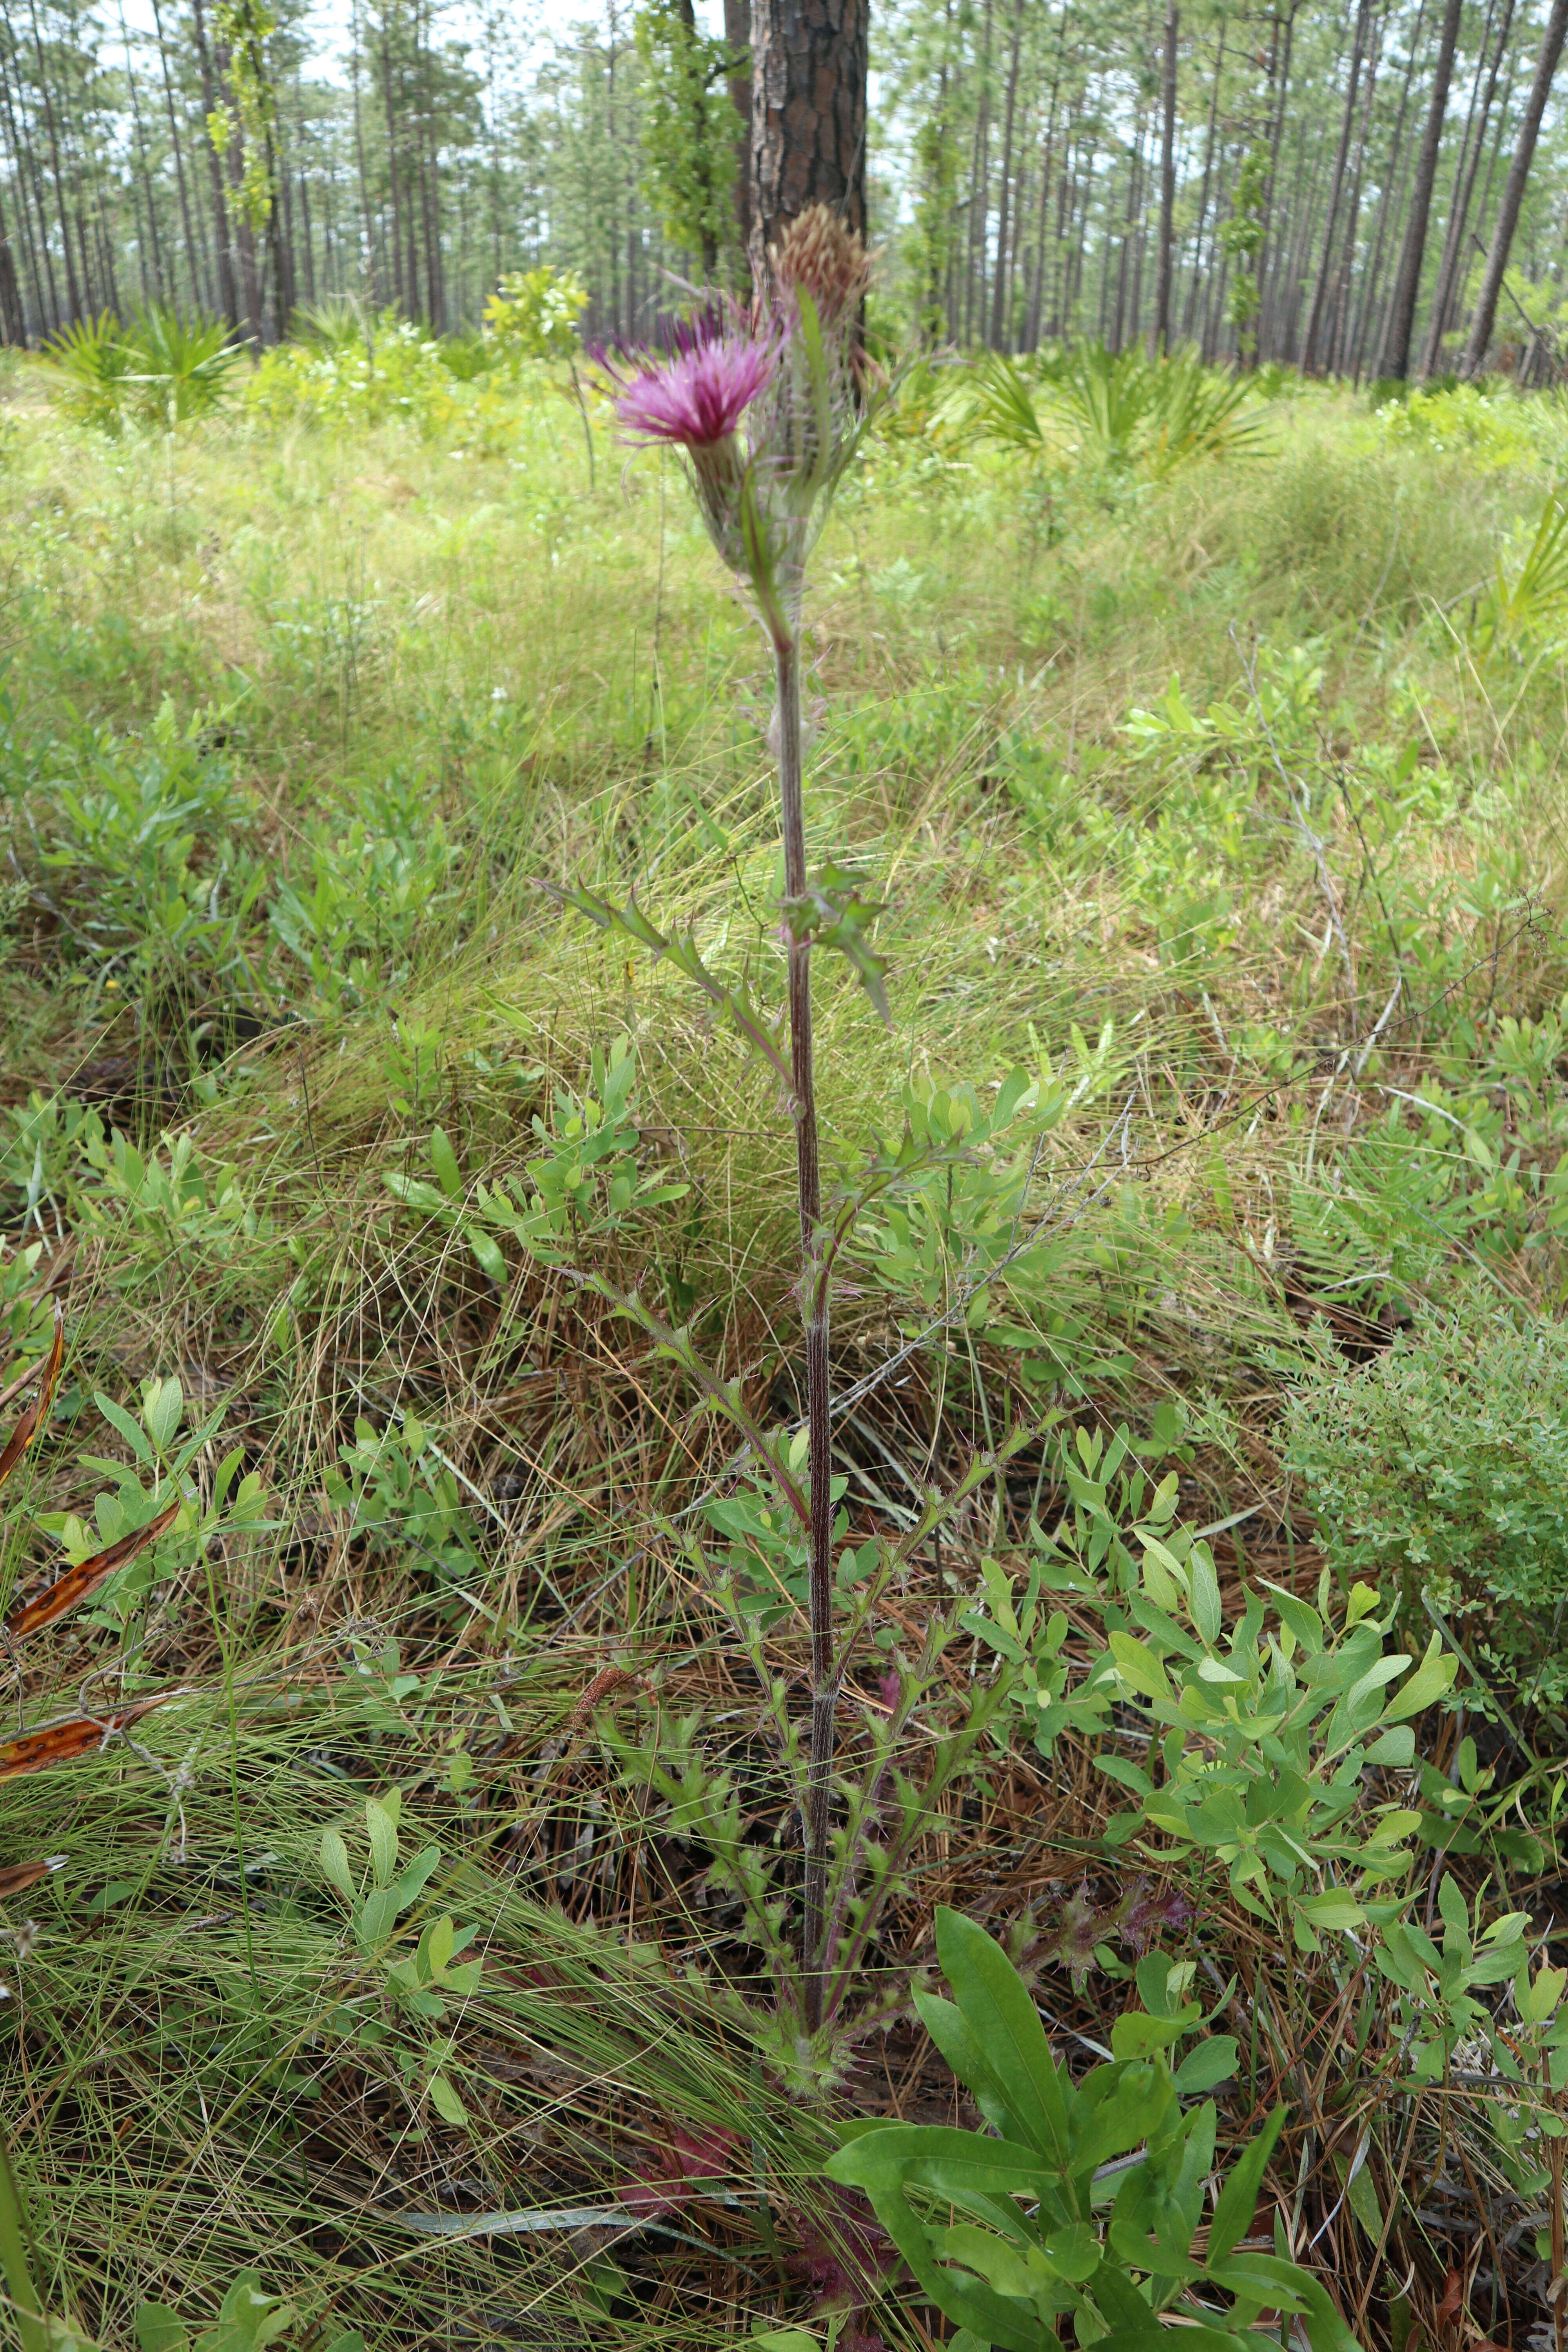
[37,312,134,433]
[963,341,1269,479]
[122,305,247,428]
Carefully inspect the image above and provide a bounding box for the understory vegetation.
[3,343,1568,2352]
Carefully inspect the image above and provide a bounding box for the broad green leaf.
[95,1391,156,1466]
[1382,1633,1457,1722]
[136,2308,191,2352]
[383,1174,450,1214]
[828,2122,1052,2349]
[470,1229,508,1285]
[935,1907,1069,2161]
[1189,1545,1221,1646]
[1364,1725,1415,1767]
[356,1886,397,1949]
[827,2123,1048,2204]
[1295,1891,1365,1933]
[1173,2036,1238,2093]
[935,2223,1037,2298]
[1437,1870,1470,1957]
[913,1988,1018,2135]
[1207,2104,1284,2263]
[143,1375,184,1454]
[1038,2220,1100,2281]
[1067,2063,1169,2174]
[319,1828,354,1903]
[428,2071,468,2125]
[429,1126,463,1199]
[1106,1632,1171,1704]
[1109,2010,1185,2058]
[366,1798,398,1887]
[391,1843,442,1912]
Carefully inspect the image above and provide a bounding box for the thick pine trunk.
[748,0,869,279]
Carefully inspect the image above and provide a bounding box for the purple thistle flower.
[607,328,778,450]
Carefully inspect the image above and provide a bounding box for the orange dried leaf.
[6,1496,181,1641]
[0,1305,64,1498]
[0,1699,165,1784]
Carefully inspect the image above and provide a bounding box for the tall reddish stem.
[774,626,833,2034]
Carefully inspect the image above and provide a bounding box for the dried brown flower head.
[770,205,871,328]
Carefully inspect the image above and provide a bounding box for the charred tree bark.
[749,0,868,279]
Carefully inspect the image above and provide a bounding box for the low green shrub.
[1284,1290,1568,1716]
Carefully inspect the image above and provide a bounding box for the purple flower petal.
[608,331,778,449]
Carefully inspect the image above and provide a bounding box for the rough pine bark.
[748,0,868,278]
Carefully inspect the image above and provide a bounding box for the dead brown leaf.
[6,1496,182,1641]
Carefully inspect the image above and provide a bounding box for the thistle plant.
[593,213,882,2031]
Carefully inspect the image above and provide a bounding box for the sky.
[114,0,727,89]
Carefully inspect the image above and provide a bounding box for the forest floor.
[1,354,1567,2351]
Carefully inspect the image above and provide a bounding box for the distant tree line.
[0,0,1566,378]
[881,0,1568,378]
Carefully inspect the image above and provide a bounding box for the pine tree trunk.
[1303,0,1371,371]
[1461,0,1568,374]
[1252,3,1295,361]
[1181,22,1223,338]
[748,0,869,280]
[722,0,751,270]
[0,24,55,330]
[989,0,1022,347]
[1355,0,1425,376]
[1327,0,1383,374]
[1150,0,1178,354]
[26,0,81,318]
[1381,0,1454,377]
[0,170,24,341]
[150,0,205,312]
[1424,0,1514,373]
[190,0,239,324]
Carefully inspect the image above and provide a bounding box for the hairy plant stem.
[774,624,834,2036]
[0,2125,48,2352]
